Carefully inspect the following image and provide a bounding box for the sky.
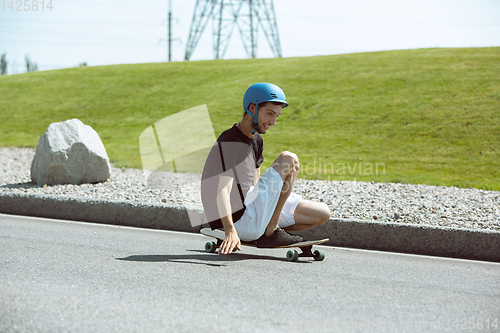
[1,0,499,74]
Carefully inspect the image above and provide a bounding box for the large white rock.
[30,119,111,185]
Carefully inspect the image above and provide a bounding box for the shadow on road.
[116,250,310,267]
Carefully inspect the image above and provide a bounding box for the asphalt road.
[1,213,499,333]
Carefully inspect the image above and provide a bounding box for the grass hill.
[0,47,498,190]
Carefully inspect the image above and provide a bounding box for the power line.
[281,14,500,27]
[0,39,157,46]
[1,17,160,27]
[0,27,149,42]
[62,0,166,11]
[64,0,166,6]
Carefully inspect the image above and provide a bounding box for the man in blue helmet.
[201,82,330,254]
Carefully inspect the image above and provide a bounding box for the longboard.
[200,228,329,262]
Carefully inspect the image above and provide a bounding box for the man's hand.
[219,228,241,255]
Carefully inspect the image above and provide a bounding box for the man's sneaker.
[256,228,303,248]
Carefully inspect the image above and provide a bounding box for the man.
[201,82,330,254]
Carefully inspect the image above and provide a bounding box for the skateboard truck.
[286,246,325,262]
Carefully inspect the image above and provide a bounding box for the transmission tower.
[159,0,181,62]
[184,0,282,60]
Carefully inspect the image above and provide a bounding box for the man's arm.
[254,167,260,186]
[216,175,241,254]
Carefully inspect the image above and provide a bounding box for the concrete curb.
[0,193,193,232]
[296,219,500,262]
[1,192,499,262]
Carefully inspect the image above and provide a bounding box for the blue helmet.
[242,82,288,133]
[243,82,288,111]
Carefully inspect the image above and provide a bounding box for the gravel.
[1,147,499,232]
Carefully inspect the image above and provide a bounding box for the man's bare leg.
[283,199,331,232]
[264,151,300,236]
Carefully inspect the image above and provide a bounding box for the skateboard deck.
[200,228,329,261]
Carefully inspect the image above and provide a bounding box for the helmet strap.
[246,104,259,134]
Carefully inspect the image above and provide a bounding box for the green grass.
[1,47,499,190]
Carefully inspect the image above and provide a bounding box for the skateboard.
[200,228,329,262]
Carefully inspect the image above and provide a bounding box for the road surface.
[1,214,499,332]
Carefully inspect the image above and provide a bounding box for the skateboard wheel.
[205,241,217,253]
[313,250,325,261]
[286,250,299,262]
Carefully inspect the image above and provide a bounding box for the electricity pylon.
[184,0,282,60]
[159,0,181,61]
